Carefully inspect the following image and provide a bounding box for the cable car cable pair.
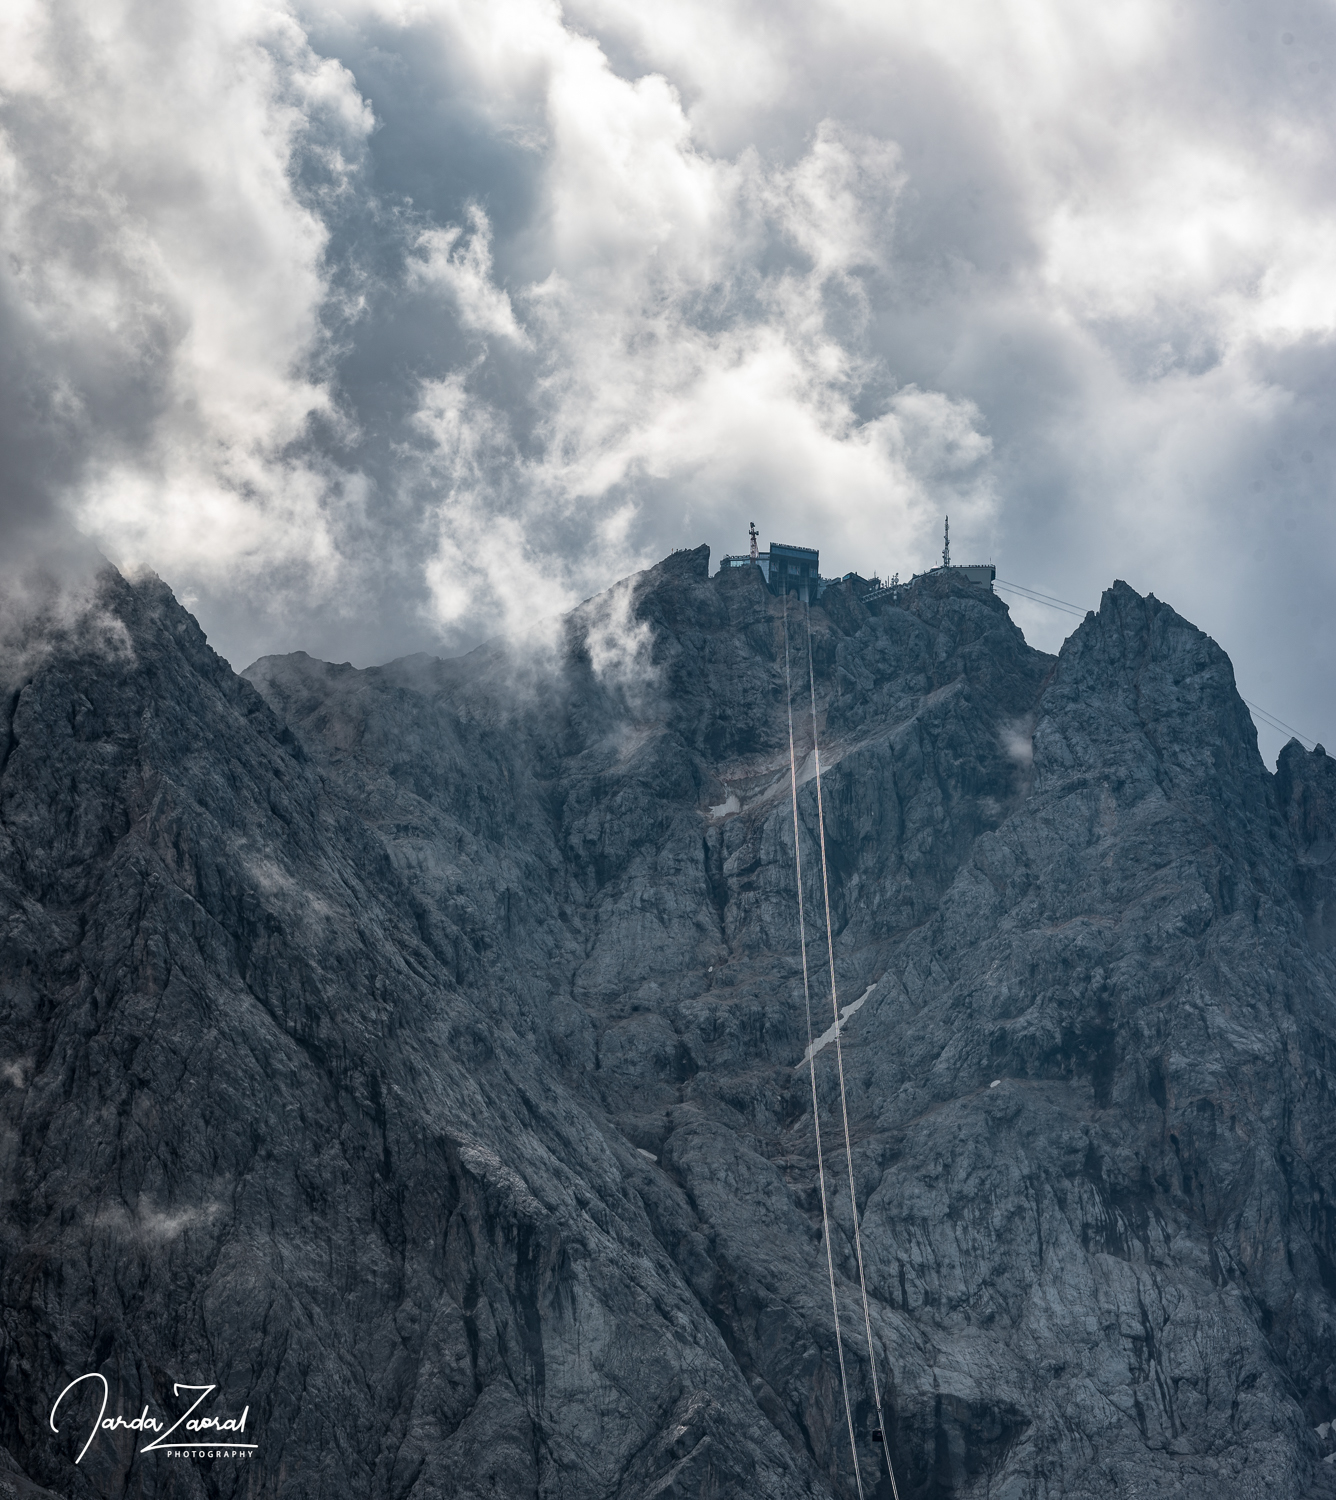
[781,593,902,1500]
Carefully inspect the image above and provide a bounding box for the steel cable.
[782,593,865,1499]
[804,600,903,1500]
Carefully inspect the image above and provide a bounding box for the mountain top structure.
[719,519,996,606]
[2,547,1335,1499]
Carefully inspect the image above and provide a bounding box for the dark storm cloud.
[2,0,1332,759]
[0,288,81,548]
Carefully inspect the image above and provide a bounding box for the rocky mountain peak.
[2,554,1335,1499]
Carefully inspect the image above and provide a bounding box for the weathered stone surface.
[2,549,1335,1498]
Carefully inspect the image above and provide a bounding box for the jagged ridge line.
[998,578,1320,748]
[782,594,865,1499]
[804,600,903,1500]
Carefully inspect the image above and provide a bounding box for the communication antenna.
[942,516,950,569]
[749,521,759,563]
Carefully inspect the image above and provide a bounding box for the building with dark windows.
[766,542,819,602]
[719,535,821,602]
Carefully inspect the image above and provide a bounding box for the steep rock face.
[1276,738,1336,956]
[2,551,1335,1500]
[0,567,814,1500]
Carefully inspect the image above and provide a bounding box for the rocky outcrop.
[2,549,1335,1498]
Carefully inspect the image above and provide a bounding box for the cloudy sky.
[2,0,1332,761]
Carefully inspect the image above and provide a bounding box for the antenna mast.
[749,521,759,563]
[942,515,950,569]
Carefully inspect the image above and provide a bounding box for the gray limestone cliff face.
[2,549,1335,1500]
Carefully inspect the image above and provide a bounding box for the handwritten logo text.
[49,1374,256,1464]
